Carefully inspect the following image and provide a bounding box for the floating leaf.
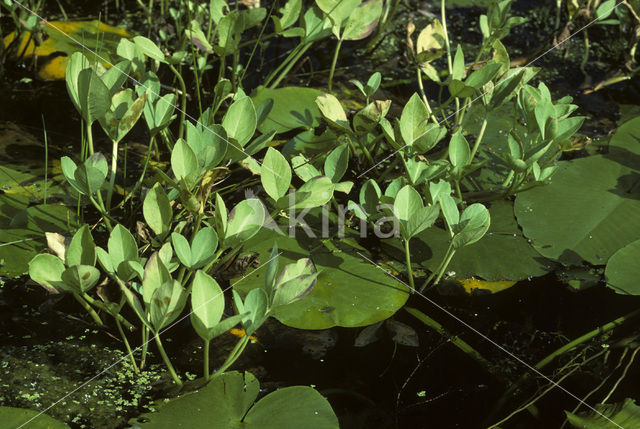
[131,371,338,428]
[605,239,640,295]
[234,229,409,329]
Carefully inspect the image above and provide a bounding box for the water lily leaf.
[131,371,338,428]
[4,20,130,80]
[605,239,640,295]
[251,86,324,134]
[0,406,69,428]
[234,229,409,329]
[514,154,640,265]
[388,200,554,281]
[565,398,640,429]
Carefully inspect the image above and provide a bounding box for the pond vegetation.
[1,0,640,428]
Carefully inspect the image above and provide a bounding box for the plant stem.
[203,339,210,380]
[116,318,139,374]
[154,332,183,387]
[469,118,488,163]
[168,64,187,140]
[140,323,149,369]
[72,293,104,327]
[269,43,312,89]
[328,38,343,92]
[488,307,640,423]
[213,335,250,377]
[404,238,415,292]
[107,140,118,209]
[433,248,456,286]
[405,307,492,370]
[263,42,303,87]
[416,69,437,124]
[82,293,136,331]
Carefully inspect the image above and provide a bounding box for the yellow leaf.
[458,278,516,294]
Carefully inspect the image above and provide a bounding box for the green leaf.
[108,224,138,270]
[131,371,339,429]
[235,229,410,329]
[171,139,199,190]
[514,154,640,265]
[342,0,382,41]
[133,36,166,63]
[315,93,350,131]
[0,406,70,428]
[143,252,172,306]
[191,227,219,268]
[272,258,318,308]
[464,60,501,89]
[222,96,256,147]
[224,199,265,249]
[191,270,225,340]
[407,205,439,238]
[251,86,324,134]
[405,200,554,281]
[76,68,110,124]
[605,240,640,295]
[452,203,490,249]
[451,44,465,80]
[143,183,172,237]
[315,0,361,31]
[324,144,349,183]
[214,193,228,243]
[150,279,188,331]
[393,185,423,222]
[241,288,269,335]
[261,147,292,200]
[28,253,68,292]
[449,132,471,168]
[274,0,302,31]
[400,93,429,147]
[61,265,100,293]
[171,232,192,268]
[293,176,335,209]
[66,225,96,267]
[291,154,322,182]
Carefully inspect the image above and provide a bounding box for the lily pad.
[386,200,553,281]
[251,86,323,134]
[605,239,640,295]
[0,406,69,428]
[130,371,338,429]
[234,228,410,329]
[0,204,78,278]
[514,154,640,265]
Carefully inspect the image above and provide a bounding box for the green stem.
[405,307,492,370]
[404,238,415,292]
[140,322,149,369]
[203,339,210,380]
[116,318,139,374]
[213,335,250,376]
[488,307,640,422]
[168,64,187,140]
[269,43,312,89]
[469,118,488,163]
[86,121,95,157]
[355,136,375,165]
[72,293,104,327]
[106,140,118,209]
[328,38,343,92]
[416,68,437,124]
[155,333,183,387]
[263,42,304,87]
[433,248,456,286]
[82,293,135,331]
